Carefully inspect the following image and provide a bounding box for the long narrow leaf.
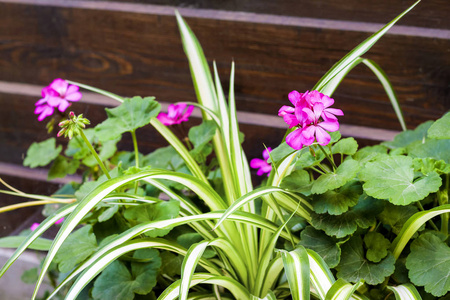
[307,250,336,300]
[387,284,422,300]
[314,0,420,91]
[0,203,76,278]
[391,204,450,259]
[66,80,124,103]
[279,246,311,300]
[325,279,363,300]
[158,273,251,300]
[180,241,211,300]
[0,236,53,251]
[362,58,407,130]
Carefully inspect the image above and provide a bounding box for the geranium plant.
[1,1,449,299]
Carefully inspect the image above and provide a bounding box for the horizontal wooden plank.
[0,2,448,132]
[2,0,448,30]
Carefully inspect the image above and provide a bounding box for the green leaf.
[0,236,53,251]
[299,226,341,268]
[383,121,433,149]
[360,155,442,205]
[312,181,362,215]
[95,96,160,141]
[295,148,326,170]
[280,170,312,194]
[188,120,216,148]
[364,232,390,263]
[352,145,387,167]
[48,155,80,180]
[23,138,62,168]
[177,232,215,259]
[123,200,180,237]
[54,225,98,273]
[406,232,450,297]
[311,194,383,238]
[97,205,119,223]
[92,249,161,300]
[387,283,423,300]
[143,146,181,169]
[21,267,39,285]
[311,159,359,194]
[337,236,395,285]
[279,246,310,300]
[378,203,420,235]
[427,111,450,139]
[66,129,120,167]
[268,142,295,163]
[408,139,450,164]
[332,138,358,156]
[160,251,184,277]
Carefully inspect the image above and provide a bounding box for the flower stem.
[131,130,139,168]
[79,129,111,179]
[131,130,140,193]
[318,144,337,170]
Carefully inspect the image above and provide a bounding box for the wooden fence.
[0,0,449,235]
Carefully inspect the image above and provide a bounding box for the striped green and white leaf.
[387,284,422,300]
[325,279,363,300]
[279,246,311,300]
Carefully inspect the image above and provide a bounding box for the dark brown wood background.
[0,0,449,235]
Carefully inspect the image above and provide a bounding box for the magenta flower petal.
[55,218,64,225]
[250,158,266,169]
[300,126,316,146]
[278,105,295,116]
[319,94,334,108]
[262,147,272,161]
[35,105,54,121]
[57,100,71,112]
[325,108,344,116]
[288,90,302,106]
[315,127,331,145]
[50,79,68,95]
[286,128,304,150]
[157,113,174,126]
[64,91,82,102]
[319,120,339,132]
[283,114,299,128]
[158,103,194,126]
[30,223,40,231]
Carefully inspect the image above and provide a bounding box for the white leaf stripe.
[387,284,422,300]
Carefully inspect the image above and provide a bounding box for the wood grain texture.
[0,2,448,133]
[44,0,450,29]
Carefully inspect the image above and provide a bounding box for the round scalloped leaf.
[360,155,442,205]
[337,236,395,285]
[332,137,358,155]
[311,159,359,194]
[427,111,450,139]
[95,96,160,142]
[299,226,341,268]
[406,232,450,297]
[312,180,362,215]
[378,202,420,235]
[382,121,433,149]
[408,139,450,164]
[280,169,312,194]
[364,232,390,263]
[23,138,62,168]
[311,194,384,238]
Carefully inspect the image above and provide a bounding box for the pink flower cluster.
[34,79,82,121]
[250,147,272,177]
[279,90,343,150]
[157,103,194,126]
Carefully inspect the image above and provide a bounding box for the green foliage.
[337,236,395,285]
[312,181,362,215]
[92,249,161,300]
[311,159,359,194]
[21,267,38,285]
[382,121,433,149]
[299,226,341,268]
[360,155,442,205]
[331,137,358,155]
[427,111,450,139]
[23,138,62,168]
[95,96,160,141]
[364,232,390,263]
[123,200,180,237]
[378,203,420,235]
[54,225,98,273]
[48,155,80,180]
[280,170,311,194]
[406,232,450,297]
[311,194,384,238]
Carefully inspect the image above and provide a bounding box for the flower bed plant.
[1,1,449,299]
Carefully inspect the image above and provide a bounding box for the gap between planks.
[0,80,400,141]
[0,0,448,39]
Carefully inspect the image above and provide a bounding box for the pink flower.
[55,218,64,225]
[157,103,194,126]
[250,148,272,177]
[30,223,40,231]
[34,79,82,121]
[280,91,343,150]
